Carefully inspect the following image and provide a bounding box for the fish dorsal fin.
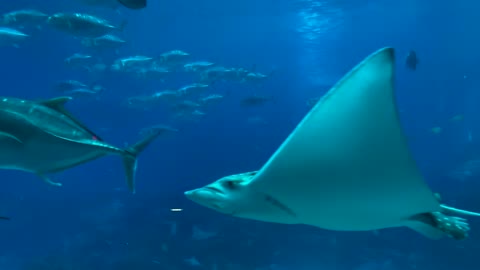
[39,97,76,120]
[39,96,104,141]
[40,96,72,110]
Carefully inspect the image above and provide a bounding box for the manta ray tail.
[440,204,480,217]
[122,129,162,194]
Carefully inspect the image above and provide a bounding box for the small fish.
[158,50,190,66]
[126,96,158,110]
[64,88,103,97]
[184,257,201,267]
[450,114,464,122]
[199,94,223,106]
[200,67,248,83]
[0,27,28,47]
[240,95,272,107]
[174,109,206,121]
[172,100,201,113]
[126,92,176,110]
[242,71,270,83]
[111,56,153,72]
[118,0,147,9]
[139,125,178,137]
[0,216,10,220]
[431,126,442,134]
[184,61,215,72]
[191,110,206,117]
[81,34,126,50]
[177,83,209,97]
[54,80,89,92]
[135,66,169,80]
[152,90,179,101]
[64,53,97,71]
[1,9,48,29]
[405,50,418,70]
[199,66,231,83]
[192,225,217,240]
[47,13,125,38]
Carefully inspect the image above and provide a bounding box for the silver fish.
[47,13,125,38]
[1,9,48,28]
[0,96,161,193]
[0,27,28,47]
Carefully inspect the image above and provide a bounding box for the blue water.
[0,0,479,269]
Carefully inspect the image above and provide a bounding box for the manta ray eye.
[225,180,235,189]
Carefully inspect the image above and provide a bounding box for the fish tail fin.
[122,129,163,193]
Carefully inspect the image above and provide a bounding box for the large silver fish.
[0,96,161,193]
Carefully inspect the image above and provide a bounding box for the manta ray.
[185,47,480,240]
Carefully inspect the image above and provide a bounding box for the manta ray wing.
[248,47,440,230]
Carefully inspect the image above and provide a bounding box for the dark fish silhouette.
[405,50,419,70]
[0,216,10,220]
[118,0,146,9]
[0,96,162,193]
[240,95,272,107]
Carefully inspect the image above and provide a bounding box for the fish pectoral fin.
[0,131,23,145]
[38,174,62,187]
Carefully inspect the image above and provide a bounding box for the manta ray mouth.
[204,186,223,194]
